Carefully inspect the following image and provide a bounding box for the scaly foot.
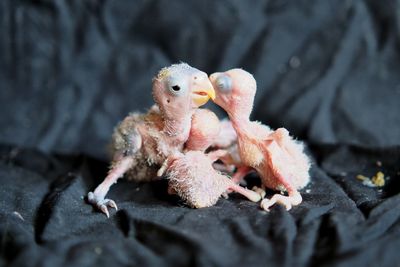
[260,192,302,211]
[87,192,118,218]
[252,186,266,198]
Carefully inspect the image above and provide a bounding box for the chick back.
[110,106,173,182]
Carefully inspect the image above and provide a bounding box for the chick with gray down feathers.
[87,63,216,217]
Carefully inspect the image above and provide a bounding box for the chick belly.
[124,154,160,182]
[274,141,310,189]
[262,153,310,191]
[288,167,310,190]
[237,143,286,191]
[257,163,310,192]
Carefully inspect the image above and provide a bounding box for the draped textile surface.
[0,1,399,266]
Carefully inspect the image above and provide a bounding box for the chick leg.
[225,167,253,195]
[252,186,266,199]
[231,166,252,184]
[207,149,228,162]
[228,184,262,202]
[260,135,304,211]
[87,157,133,218]
[213,163,235,174]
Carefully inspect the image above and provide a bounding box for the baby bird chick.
[157,110,239,177]
[87,63,215,217]
[185,111,240,174]
[210,69,310,211]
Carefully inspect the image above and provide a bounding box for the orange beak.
[191,78,216,107]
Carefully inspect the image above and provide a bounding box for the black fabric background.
[1,1,400,266]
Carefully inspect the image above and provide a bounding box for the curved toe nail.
[285,204,292,211]
[100,205,110,218]
[108,200,118,210]
[260,200,271,211]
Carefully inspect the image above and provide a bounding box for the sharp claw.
[262,205,270,212]
[260,194,297,211]
[100,205,110,218]
[260,199,274,211]
[260,200,266,210]
[108,200,118,210]
[87,192,118,217]
[252,186,266,199]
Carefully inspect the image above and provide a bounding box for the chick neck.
[229,110,253,137]
[228,95,254,136]
[162,111,193,142]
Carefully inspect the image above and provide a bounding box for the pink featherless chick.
[185,101,258,189]
[87,63,215,217]
[157,109,238,177]
[185,108,222,152]
[177,107,253,195]
[159,105,261,207]
[155,108,222,177]
[185,111,238,173]
[209,69,310,211]
[204,118,242,174]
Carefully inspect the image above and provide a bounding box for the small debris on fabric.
[361,179,376,187]
[94,247,102,255]
[13,211,24,221]
[356,171,386,187]
[356,175,369,181]
[371,171,385,187]
[376,160,382,167]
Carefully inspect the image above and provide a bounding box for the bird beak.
[191,79,216,107]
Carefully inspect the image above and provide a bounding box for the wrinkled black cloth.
[0,1,399,267]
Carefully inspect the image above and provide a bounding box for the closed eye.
[216,75,232,93]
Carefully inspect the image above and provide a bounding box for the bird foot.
[87,192,118,218]
[252,186,266,198]
[260,192,302,211]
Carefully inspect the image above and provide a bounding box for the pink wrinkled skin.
[210,69,310,211]
[185,109,221,152]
